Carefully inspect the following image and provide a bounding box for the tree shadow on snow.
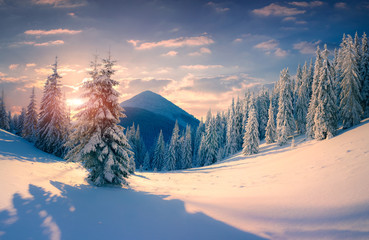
[0,182,267,240]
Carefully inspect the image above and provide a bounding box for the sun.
[66,98,84,108]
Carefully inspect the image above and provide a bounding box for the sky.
[0,0,368,119]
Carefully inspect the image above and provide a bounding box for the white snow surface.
[1,120,369,239]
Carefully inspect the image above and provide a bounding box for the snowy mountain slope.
[120,90,200,148]
[130,120,369,240]
[120,90,199,128]
[0,129,263,240]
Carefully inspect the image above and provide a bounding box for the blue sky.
[0,0,368,118]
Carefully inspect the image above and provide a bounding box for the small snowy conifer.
[265,96,276,144]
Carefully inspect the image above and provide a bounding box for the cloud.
[155,67,173,74]
[161,73,266,118]
[128,35,214,50]
[68,12,75,16]
[293,40,321,54]
[334,2,347,9]
[254,39,287,57]
[283,16,296,21]
[178,75,249,93]
[180,65,223,70]
[0,72,6,77]
[9,64,19,70]
[120,78,172,95]
[188,47,212,56]
[253,3,305,16]
[207,1,230,13]
[32,0,87,8]
[233,38,243,43]
[11,40,64,47]
[24,28,82,35]
[282,16,307,24]
[288,1,324,7]
[162,50,178,57]
[274,48,288,57]
[0,76,27,83]
[34,40,65,46]
[26,63,37,68]
[254,39,279,51]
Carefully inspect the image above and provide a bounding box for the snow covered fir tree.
[242,104,259,155]
[66,55,132,186]
[35,58,68,157]
[22,87,38,143]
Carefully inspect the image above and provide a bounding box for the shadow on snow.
[0,129,61,163]
[0,182,266,240]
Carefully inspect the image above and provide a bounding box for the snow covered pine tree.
[23,87,38,142]
[36,58,68,157]
[66,55,132,186]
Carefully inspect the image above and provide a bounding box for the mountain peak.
[120,90,200,147]
[121,90,198,126]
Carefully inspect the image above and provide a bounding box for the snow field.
[0,121,369,239]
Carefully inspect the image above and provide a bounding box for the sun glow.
[66,98,84,108]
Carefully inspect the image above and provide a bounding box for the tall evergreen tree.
[242,106,259,155]
[23,87,38,142]
[152,130,165,171]
[294,64,303,117]
[193,121,204,166]
[276,68,295,145]
[204,115,219,166]
[306,46,323,138]
[333,48,342,107]
[9,113,17,133]
[197,135,206,166]
[225,99,237,156]
[256,89,269,139]
[295,62,310,134]
[361,32,369,117]
[66,54,131,186]
[307,59,314,99]
[265,96,276,144]
[242,90,251,134]
[164,120,180,171]
[142,151,151,171]
[181,125,192,169]
[0,90,10,130]
[36,58,68,157]
[15,108,26,135]
[314,45,338,139]
[340,35,363,128]
[234,97,243,150]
